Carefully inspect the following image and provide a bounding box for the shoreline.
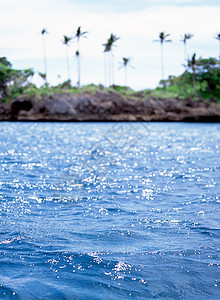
[1,91,220,123]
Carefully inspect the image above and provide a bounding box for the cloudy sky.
[0,0,219,90]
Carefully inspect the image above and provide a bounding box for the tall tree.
[180,33,194,91]
[75,50,80,86]
[41,28,48,82]
[0,57,34,99]
[103,33,120,86]
[187,53,199,96]
[74,26,88,87]
[103,38,111,86]
[63,35,72,81]
[181,33,194,64]
[154,32,171,92]
[214,33,220,65]
[119,57,131,86]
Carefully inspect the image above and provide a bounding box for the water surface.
[0,122,220,299]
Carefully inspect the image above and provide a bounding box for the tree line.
[40,27,220,90]
[0,29,219,101]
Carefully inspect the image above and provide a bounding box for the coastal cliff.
[0,91,219,122]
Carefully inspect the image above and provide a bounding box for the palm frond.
[157,32,172,43]
[63,35,72,45]
[41,28,48,35]
[103,34,120,53]
[180,33,194,43]
[75,26,88,40]
[214,32,220,41]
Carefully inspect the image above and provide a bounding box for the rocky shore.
[0,91,220,122]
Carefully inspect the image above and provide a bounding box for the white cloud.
[0,0,219,89]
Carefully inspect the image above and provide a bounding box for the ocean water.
[0,122,219,299]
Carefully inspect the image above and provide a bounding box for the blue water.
[0,122,220,299]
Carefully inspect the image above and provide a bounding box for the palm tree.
[103,38,112,86]
[41,28,48,81]
[181,33,194,64]
[180,33,194,91]
[63,35,72,81]
[214,33,220,65]
[75,50,80,86]
[154,32,171,92]
[187,53,199,96]
[119,57,131,86]
[103,33,120,86]
[74,26,88,87]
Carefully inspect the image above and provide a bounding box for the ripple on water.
[0,122,220,299]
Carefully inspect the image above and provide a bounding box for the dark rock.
[0,91,219,122]
[11,99,33,115]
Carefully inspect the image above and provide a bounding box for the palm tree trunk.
[77,56,80,87]
[184,42,187,93]
[219,39,220,67]
[184,42,187,64]
[77,40,80,87]
[160,43,165,93]
[106,53,109,86]
[124,66,127,86]
[111,53,114,86]
[193,70,196,96]
[66,46,70,80]
[104,53,107,87]
[42,35,47,82]
[108,53,111,86]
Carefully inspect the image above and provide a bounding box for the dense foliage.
[197,58,220,92]
[0,56,219,103]
[157,56,220,100]
[0,57,34,100]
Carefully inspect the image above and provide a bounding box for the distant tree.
[0,57,12,97]
[41,28,48,82]
[197,57,220,93]
[75,50,80,86]
[154,32,171,92]
[214,33,220,65]
[56,79,72,89]
[159,75,182,88]
[119,57,132,86]
[187,53,199,96]
[180,33,194,91]
[103,38,111,86]
[63,35,72,81]
[181,33,194,63]
[0,57,34,99]
[74,26,88,87]
[103,33,120,86]
[159,55,220,97]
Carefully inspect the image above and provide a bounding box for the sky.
[0,0,219,90]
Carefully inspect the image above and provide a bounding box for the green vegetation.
[35,28,219,91]
[151,57,220,101]
[0,57,34,101]
[0,56,219,103]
